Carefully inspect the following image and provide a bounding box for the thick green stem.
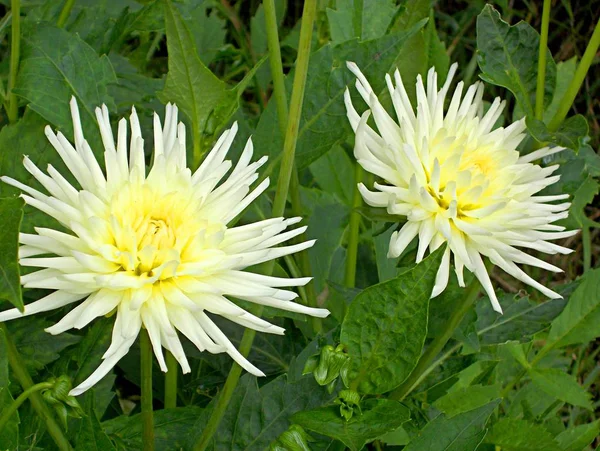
[164,351,178,409]
[193,2,317,449]
[0,381,53,432]
[535,0,551,120]
[140,330,155,451]
[56,0,75,28]
[6,0,20,123]
[548,17,600,131]
[0,324,72,451]
[390,280,481,400]
[344,163,363,287]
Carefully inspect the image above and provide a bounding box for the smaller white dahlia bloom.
[344,62,576,313]
[0,98,328,395]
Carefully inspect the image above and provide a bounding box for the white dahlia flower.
[344,62,576,313]
[0,98,328,395]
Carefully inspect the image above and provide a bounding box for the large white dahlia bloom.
[0,98,328,395]
[344,62,576,313]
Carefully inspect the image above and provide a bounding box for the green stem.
[164,351,178,409]
[582,226,592,272]
[548,17,600,131]
[535,0,551,120]
[6,0,20,123]
[390,279,481,400]
[140,330,155,451]
[0,324,72,451]
[193,2,318,449]
[0,381,53,432]
[500,368,527,399]
[266,0,321,334]
[56,0,75,28]
[344,163,363,287]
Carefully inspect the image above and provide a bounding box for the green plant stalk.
[6,0,20,123]
[164,351,178,409]
[548,17,600,131]
[390,279,481,400]
[344,163,363,287]
[140,330,155,451]
[0,381,53,432]
[265,0,321,334]
[582,226,591,272]
[0,324,72,451]
[535,0,551,120]
[56,0,75,28]
[193,2,318,449]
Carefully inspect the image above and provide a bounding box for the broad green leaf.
[433,384,502,418]
[292,399,410,451]
[0,197,24,310]
[374,224,401,282]
[159,0,237,161]
[104,406,202,450]
[555,420,600,451]
[528,368,593,410]
[476,4,556,118]
[13,22,117,150]
[75,396,116,451]
[526,115,589,154]
[561,176,600,229]
[179,0,228,65]
[253,20,426,170]
[5,317,80,373]
[387,2,448,104]
[486,418,560,451]
[309,146,355,206]
[476,292,567,345]
[545,269,600,349]
[326,0,400,44]
[0,109,66,233]
[0,328,19,451]
[544,57,577,122]
[404,400,500,451]
[186,375,332,450]
[301,188,349,293]
[340,246,444,394]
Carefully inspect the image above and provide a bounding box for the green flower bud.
[41,376,84,430]
[304,343,350,392]
[334,389,362,422]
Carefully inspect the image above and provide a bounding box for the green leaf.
[374,224,401,282]
[292,399,410,451]
[13,22,117,150]
[75,396,116,451]
[309,146,355,206]
[5,317,80,373]
[104,406,202,451]
[544,57,577,123]
[253,20,426,170]
[73,317,113,386]
[561,175,600,229]
[476,292,567,345]
[476,4,556,118]
[0,328,19,451]
[159,0,238,159]
[545,269,600,349]
[404,400,500,451]
[340,246,444,394]
[486,418,560,451]
[301,189,350,293]
[528,368,593,410]
[0,197,24,310]
[0,109,65,233]
[554,419,600,451]
[186,375,332,450]
[526,115,589,153]
[179,0,227,65]
[326,0,400,44]
[433,384,502,418]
